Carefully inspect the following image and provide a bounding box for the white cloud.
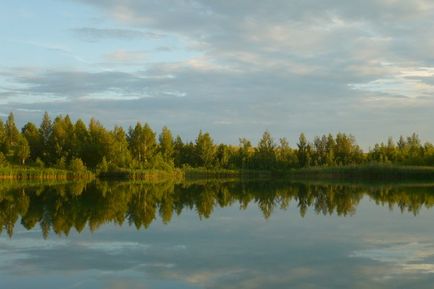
[72,27,164,41]
[104,50,147,63]
[350,65,434,102]
[351,242,434,275]
[2,0,434,144]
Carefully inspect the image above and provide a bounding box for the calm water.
[2,180,434,289]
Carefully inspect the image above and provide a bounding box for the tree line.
[0,112,433,171]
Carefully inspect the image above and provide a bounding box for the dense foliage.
[1,112,434,172]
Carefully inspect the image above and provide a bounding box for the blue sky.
[1,0,434,147]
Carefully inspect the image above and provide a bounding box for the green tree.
[13,135,30,165]
[73,119,89,161]
[109,126,132,168]
[182,141,197,167]
[312,135,326,166]
[195,131,215,168]
[406,133,423,163]
[335,133,363,165]
[4,113,20,155]
[142,123,157,165]
[83,118,112,169]
[325,134,336,166]
[69,157,87,172]
[63,115,75,159]
[96,156,109,173]
[238,138,252,169]
[39,112,53,164]
[0,119,6,155]
[0,152,7,166]
[297,133,311,167]
[215,144,230,168]
[173,135,184,167]
[254,130,276,169]
[159,126,174,163]
[22,122,42,162]
[49,115,72,163]
[128,122,157,167]
[276,137,297,169]
[385,137,397,162]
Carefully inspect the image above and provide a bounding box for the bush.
[96,157,109,173]
[56,157,67,169]
[0,152,8,167]
[151,153,174,171]
[69,158,86,172]
[35,158,45,168]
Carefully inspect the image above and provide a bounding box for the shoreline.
[1,164,434,182]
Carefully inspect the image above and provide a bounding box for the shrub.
[96,157,109,173]
[69,158,86,172]
[0,152,8,167]
[35,157,45,168]
[56,157,67,169]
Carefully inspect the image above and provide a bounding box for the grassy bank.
[183,167,273,179]
[183,167,241,179]
[0,167,94,180]
[2,164,434,182]
[283,164,434,181]
[98,168,184,182]
[184,165,434,182]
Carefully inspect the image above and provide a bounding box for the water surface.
[1,180,434,289]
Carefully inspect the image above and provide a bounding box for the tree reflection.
[1,181,434,237]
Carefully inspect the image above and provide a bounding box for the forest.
[0,112,434,177]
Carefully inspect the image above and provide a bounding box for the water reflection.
[1,180,434,238]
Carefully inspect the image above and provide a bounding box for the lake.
[2,180,434,289]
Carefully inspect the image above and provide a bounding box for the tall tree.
[276,137,297,169]
[73,119,89,161]
[110,126,132,168]
[255,130,276,169]
[159,126,174,163]
[4,113,20,154]
[312,135,326,166]
[50,115,70,163]
[406,133,423,162]
[297,133,311,167]
[22,122,42,162]
[325,134,336,166]
[334,133,363,165]
[238,138,252,169]
[39,112,53,164]
[215,144,230,168]
[13,135,30,165]
[83,118,112,169]
[173,135,184,167]
[0,119,6,155]
[195,131,215,168]
[128,122,157,167]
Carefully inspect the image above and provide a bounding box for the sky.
[1,0,434,147]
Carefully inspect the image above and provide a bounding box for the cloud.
[64,0,434,84]
[350,65,434,104]
[65,0,434,91]
[103,50,147,63]
[77,241,150,254]
[64,0,434,144]
[351,242,434,275]
[1,69,154,100]
[72,27,164,41]
[2,0,434,145]
[1,57,433,146]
